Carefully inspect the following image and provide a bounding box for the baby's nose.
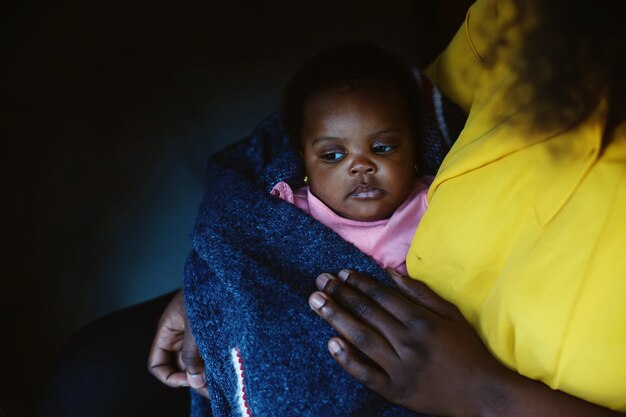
[349,157,376,175]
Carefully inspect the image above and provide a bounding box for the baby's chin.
[335,204,396,222]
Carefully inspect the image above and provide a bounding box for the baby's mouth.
[348,184,385,199]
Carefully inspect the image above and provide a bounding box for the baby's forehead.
[305,78,406,107]
[302,82,413,137]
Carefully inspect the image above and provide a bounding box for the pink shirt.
[270,178,431,274]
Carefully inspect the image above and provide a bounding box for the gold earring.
[303,175,308,184]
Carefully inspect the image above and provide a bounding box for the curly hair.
[281,41,424,160]
[498,0,625,139]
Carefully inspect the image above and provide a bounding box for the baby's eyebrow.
[368,128,401,138]
[311,136,345,146]
[310,128,404,146]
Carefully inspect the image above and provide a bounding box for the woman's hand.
[309,270,626,417]
[308,268,510,417]
[147,289,209,398]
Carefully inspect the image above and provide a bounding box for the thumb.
[386,268,460,320]
[182,316,206,390]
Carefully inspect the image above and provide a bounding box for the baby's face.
[302,80,416,222]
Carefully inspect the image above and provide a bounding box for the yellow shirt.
[408,0,626,411]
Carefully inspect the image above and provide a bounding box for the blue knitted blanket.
[184,76,464,417]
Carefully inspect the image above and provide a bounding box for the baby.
[272,42,431,274]
[182,42,440,417]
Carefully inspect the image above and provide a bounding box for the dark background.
[1,1,470,415]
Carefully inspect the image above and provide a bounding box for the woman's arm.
[309,269,626,417]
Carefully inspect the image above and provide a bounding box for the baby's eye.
[372,144,395,154]
[320,151,346,162]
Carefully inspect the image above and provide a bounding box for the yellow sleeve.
[425,0,500,113]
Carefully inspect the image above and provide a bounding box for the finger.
[182,315,206,390]
[148,344,189,387]
[317,273,407,341]
[386,268,460,320]
[309,291,398,368]
[324,269,430,332]
[193,386,210,399]
[148,321,189,387]
[327,337,390,394]
[147,289,190,387]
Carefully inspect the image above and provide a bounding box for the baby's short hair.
[282,41,424,159]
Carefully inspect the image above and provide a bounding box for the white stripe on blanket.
[231,347,252,417]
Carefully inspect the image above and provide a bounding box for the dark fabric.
[39,292,190,417]
[184,76,464,417]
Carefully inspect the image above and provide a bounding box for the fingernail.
[309,292,326,309]
[316,273,330,289]
[337,269,351,282]
[187,372,206,389]
[328,339,342,354]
